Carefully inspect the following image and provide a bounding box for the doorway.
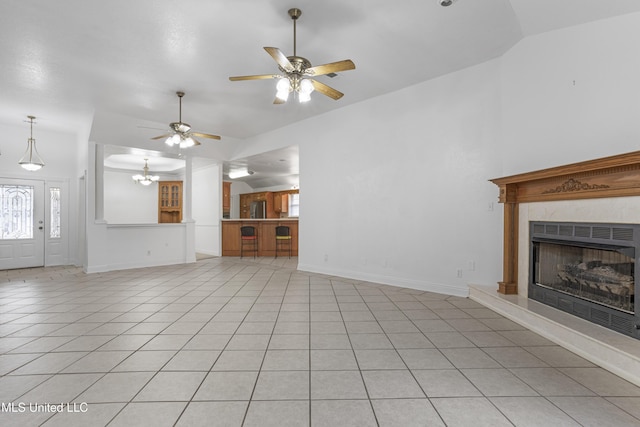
[0,179,45,269]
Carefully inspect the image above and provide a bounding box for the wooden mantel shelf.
[490,150,640,294]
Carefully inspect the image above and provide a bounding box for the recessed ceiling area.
[103,145,185,173]
[224,145,299,189]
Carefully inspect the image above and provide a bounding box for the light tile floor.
[1,258,640,426]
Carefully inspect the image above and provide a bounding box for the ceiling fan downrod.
[288,8,301,57]
[176,91,184,123]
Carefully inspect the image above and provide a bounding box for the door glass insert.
[1,185,34,239]
[50,187,61,238]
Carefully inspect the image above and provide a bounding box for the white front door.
[0,179,45,269]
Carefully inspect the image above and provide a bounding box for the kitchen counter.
[221,218,298,221]
[221,219,298,257]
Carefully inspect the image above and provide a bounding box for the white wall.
[193,163,221,255]
[237,60,504,297]
[105,223,188,270]
[104,170,164,224]
[501,12,640,174]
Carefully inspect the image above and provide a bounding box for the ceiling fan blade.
[191,138,202,146]
[229,74,280,81]
[264,47,295,73]
[305,59,355,76]
[191,132,221,140]
[273,97,286,105]
[310,79,344,100]
[151,133,172,140]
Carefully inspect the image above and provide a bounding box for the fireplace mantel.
[490,150,640,294]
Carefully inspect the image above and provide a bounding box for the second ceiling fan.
[229,8,356,104]
[151,91,221,148]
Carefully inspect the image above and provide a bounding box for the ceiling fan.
[229,8,355,104]
[151,91,221,148]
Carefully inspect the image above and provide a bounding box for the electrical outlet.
[456,269,463,278]
[468,261,475,271]
[324,254,328,262]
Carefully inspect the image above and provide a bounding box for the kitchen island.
[221,219,298,257]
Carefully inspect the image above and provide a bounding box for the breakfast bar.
[221,219,299,257]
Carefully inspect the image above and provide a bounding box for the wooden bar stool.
[240,226,258,258]
[275,225,292,258]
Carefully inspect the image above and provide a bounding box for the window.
[288,193,299,217]
[0,185,34,239]
[50,187,61,238]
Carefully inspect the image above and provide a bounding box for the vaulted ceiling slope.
[1,0,640,140]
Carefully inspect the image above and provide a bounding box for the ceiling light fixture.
[228,170,254,179]
[132,158,160,186]
[18,115,45,171]
[229,8,355,104]
[151,91,221,148]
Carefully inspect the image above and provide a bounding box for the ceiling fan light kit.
[229,8,355,104]
[18,115,45,171]
[151,91,221,148]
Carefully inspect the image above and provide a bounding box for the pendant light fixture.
[132,158,160,186]
[18,116,45,171]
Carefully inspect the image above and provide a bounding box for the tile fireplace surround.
[484,151,640,387]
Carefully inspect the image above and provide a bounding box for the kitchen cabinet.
[240,193,252,218]
[222,181,231,218]
[274,193,289,214]
[158,181,182,223]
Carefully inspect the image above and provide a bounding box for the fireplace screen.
[532,241,635,314]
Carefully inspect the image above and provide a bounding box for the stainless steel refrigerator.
[250,200,266,218]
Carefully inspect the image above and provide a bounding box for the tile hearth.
[1,258,640,426]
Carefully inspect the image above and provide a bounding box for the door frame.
[0,177,71,270]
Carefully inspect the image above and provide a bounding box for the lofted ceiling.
[1,0,640,184]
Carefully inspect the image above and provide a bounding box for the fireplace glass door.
[532,241,634,314]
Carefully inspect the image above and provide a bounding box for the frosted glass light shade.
[19,138,45,171]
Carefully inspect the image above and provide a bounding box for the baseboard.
[297,263,469,298]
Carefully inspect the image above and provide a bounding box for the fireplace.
[529,221,639,339]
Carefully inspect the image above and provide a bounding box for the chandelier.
[18,116,45,171]
[132,158,160,186]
